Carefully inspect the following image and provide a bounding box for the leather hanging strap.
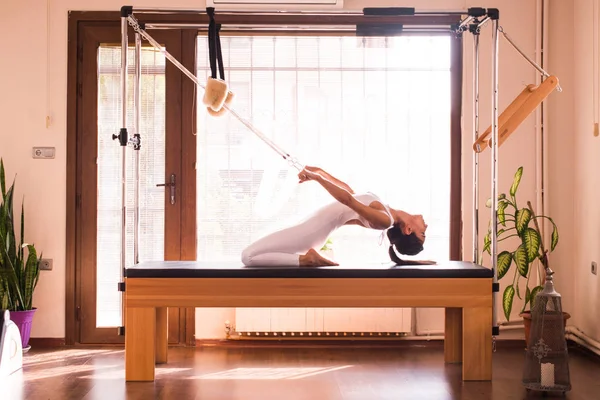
[206,7,225,81]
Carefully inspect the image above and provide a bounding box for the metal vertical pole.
[134,31,142,265]
[117,11,130,331]
[119,15,128,274]
[490,11,500,339]
[473,32,480,263]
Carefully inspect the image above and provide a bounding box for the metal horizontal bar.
[145,22,453,32]
[145,23,354,30]
[414,10,468,15]
[132,7,213,14]
[131,7,468,16]
[128,12,462,26]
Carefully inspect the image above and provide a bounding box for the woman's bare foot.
[299,248,339,266]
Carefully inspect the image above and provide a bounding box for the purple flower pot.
[8,308,37,348]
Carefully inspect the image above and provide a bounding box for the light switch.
[32,147,55,159]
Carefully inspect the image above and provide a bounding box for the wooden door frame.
[66,15,197,345]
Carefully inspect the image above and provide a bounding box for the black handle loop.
[215,24,225,80]
[206,7,225,81]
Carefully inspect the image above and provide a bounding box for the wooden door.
[75,23,196,345]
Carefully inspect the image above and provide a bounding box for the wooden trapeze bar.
[473,75,559,153]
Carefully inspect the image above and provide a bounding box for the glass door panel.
[96,45,166,327]
[77,26,188,345]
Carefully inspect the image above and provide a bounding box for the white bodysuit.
[241,192,394,266]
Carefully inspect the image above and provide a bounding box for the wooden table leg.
[444,307,462,364]
[156,307,168,364]
[462,306,492,381]
[125,307,156,382]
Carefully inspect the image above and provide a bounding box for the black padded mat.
[124,260,493,279]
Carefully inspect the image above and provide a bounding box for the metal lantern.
[522,266,571,394]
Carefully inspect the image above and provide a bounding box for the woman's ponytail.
[388,245,403,264]
[388,244,426,266]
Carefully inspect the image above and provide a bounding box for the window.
[195,35,452,264]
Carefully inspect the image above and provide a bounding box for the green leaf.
[23,245,40,310]
[20,202,24,258]
[551,221,559,251]
[510,166,523,197]
[529,285,544,307]
[522,228,541,263]
[497,251,512,279]
[483,231,491,255]
[498,201,508,226]
[503,285,515,321]
[515,208,531,236]
[0,158,5,199]
[513,245,529,277]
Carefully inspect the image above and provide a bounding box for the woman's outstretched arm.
[300,168,391,229]
[305,166,354,194]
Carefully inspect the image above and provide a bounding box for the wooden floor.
[5,341,600,400]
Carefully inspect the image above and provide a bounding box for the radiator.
[233,308,412,338]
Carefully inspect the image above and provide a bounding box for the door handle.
[156,173,176,205]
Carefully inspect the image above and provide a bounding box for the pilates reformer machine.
[113,6,559,382]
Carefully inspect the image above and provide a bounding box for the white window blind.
[97,46,166,327]
[196,35,452,264]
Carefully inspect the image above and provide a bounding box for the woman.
[241,166,433,267]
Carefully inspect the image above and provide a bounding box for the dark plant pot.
[520,310,571,346]
[9,308,37,349]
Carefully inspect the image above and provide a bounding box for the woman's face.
[405,214,428,243]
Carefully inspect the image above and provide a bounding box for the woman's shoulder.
[352,192,383,205]
[353,191,381,199]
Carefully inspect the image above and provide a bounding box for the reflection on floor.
[3,342,600,399]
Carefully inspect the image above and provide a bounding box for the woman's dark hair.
[386,224,424,265]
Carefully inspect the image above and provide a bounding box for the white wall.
[547,0,576,329]
[570,0,600,341]
[0,0,581,341]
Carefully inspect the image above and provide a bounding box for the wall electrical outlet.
[40,258,53,271]
[32,147,55,159]
[592,261,597,275]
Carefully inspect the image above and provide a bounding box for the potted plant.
[0,158,42,351]
[481,166,569,343]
